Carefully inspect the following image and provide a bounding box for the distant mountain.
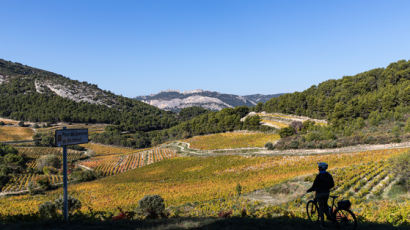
[0,59,178,132]
[135,90,283,111]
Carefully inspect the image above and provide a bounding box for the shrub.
[68,145,86,151]
[405,118,410,133]
[18,121,25,127]
[137,195,165,219]
[28,181,40,195]
[36,155,61,171]
[279,127,295,138]
[0,121,5,126]
[236,183,242,196]
[290,121,303,133]
[36,176,52,191]
[305,131,321,142]
[71,169,98,182]
[39,201,58,218]
[0,175,10,191]
[264,142,274,150]
[289,140,299,149]
[218,210,233,218]
[42,166,58,175]
[390,152,410,192]
[54,195,82,215]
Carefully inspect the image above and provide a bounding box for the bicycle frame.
[312,195,338,221]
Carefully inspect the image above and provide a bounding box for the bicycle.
[306,195,357,229]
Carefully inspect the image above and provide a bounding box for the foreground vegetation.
[0,148,407,216]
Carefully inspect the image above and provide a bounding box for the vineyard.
[1,174,62,193]
[0,126,34,142]
[243,112,328,129]
[168,153,409,226]
[36,123,107,135]
[0,147,86,193]
[185,132,280,150]
[0,148,407,216]
[79,148,177,176]
[282,157,408,226]
[80,143,145,156]
[17,147,86,168]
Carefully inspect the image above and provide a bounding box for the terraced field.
[185,132,280,150]
[0,147,406,216]
[0,126,34,142]
[17,147,86,168]
[80,143,145,156]
[36,123,107,135]
[1,174,63,193]
[79,148,177,176]
[0,147,86,193]
[166,152,409,227]
[243,112,327,129]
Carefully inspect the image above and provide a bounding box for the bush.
[279,127,295,138]
[289,140,299,149]
[36,155,61,171]
[71,170,98,182]
[54,195,82,215]
[236,183,242,196]
[264,142,274,150]
[405,118,410,133]
[0,121,5,126]
[36,176,52,191]
[18,121,25,127]
[68,145,86,151]
[39,201,58,219]
[390,152,410,192]
[0,175,10,191]
[290,121,303,133]
[137,195,165,219]
[28,181,40,195]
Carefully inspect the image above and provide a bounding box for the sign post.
[55,127,88,222]
[62,133,68,222]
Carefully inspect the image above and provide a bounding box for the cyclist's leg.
[317,195,326,226]
[322,194,331,219]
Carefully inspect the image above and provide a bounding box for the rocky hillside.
[136,89,282,111]
[0,59,178,132]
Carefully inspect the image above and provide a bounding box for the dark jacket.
[307,171,334,194]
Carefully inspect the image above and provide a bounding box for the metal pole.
[62,127,68,222]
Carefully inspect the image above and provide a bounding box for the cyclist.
[306,162,335,227]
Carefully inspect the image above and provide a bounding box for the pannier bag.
[337,200,351,210]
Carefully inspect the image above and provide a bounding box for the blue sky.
[1,0,410,97]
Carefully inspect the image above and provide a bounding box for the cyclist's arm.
[306,175,319,192]
[329,173,335,189]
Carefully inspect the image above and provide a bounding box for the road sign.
[55,127,89,222]
[55,129,88,147]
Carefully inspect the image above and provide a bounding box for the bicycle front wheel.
[306,200,320,222]
[335,209,357,230]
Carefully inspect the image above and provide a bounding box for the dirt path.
[169,141,410,156]
[243,180,311,206]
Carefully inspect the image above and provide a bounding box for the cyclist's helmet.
[318,162,328,171]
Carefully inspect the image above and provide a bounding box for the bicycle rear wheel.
[335,209,357,230]
[306,200,320,222]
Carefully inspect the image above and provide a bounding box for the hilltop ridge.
[136,90,283,111]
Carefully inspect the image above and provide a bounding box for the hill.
[136,89,282,111]
[0,59,178,132]
[261,60,410,149]
[263,60,409,124]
